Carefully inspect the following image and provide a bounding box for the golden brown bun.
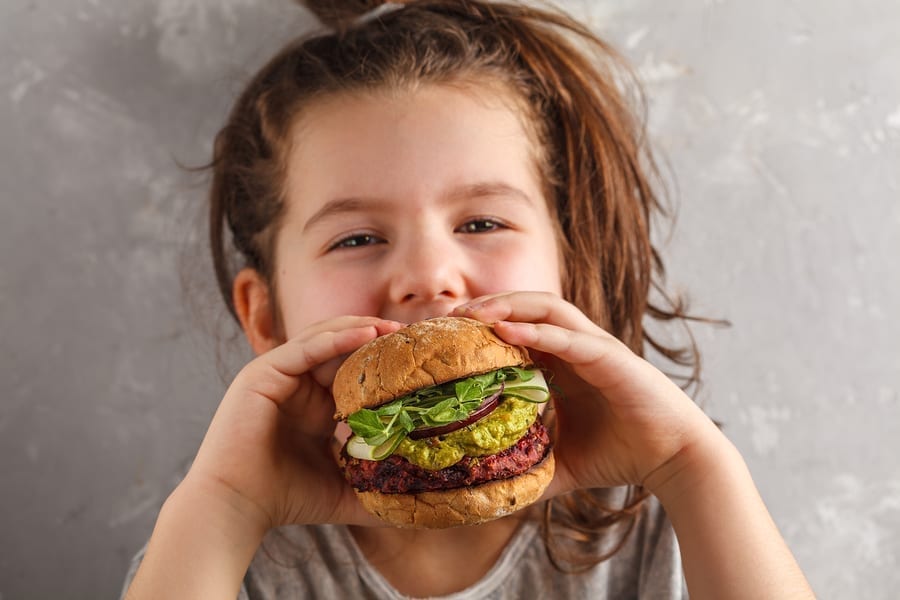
[333,317,531,419]
[354,451,555,528]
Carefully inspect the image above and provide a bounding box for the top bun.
[298,0,407,30]
[333,317,532,419]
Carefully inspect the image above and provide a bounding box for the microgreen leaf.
[378,400,403,416]
[347,409,390,441]
[510,367,535,382]
[421,398,460,425]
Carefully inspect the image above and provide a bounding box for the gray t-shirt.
[121,495,686,599]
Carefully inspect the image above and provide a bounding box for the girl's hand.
[181,316,405,533]
[455,292,816,599]
[126,316,405,599]
[453,292,716,497]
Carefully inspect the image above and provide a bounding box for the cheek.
[275,264,381,337]
[274,268,339,336]
[480,241,563,296]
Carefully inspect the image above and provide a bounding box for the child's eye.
[328,233,385,251]
[457,218,506,234]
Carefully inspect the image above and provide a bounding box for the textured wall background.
[1,1,898,598]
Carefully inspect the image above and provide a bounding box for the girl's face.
[272,83,562,336]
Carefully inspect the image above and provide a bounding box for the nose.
[385,234,469,318]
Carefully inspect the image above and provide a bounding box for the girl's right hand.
[178,316,404,534]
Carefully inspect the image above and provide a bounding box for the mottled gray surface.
[1,1,898,598]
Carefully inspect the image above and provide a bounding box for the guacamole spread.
[393,398,538,470]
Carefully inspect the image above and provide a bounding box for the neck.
[349,515,528,597]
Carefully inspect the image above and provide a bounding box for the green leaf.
[453,379,479,404]
[479,371,501,386]
[510,367,535,382]
[421,398,458,425]
[347,409,388,442]
[378,400,403,416]
[396,410,415,432]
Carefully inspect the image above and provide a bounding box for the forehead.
[282,82,545,218]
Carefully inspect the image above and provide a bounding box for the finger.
[276,316,408,379]
[292,315,406,345]
[452,291,596,332]
[239,325,384,409]
[491,320,665,396]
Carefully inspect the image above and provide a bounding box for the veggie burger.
[333,316,555,528]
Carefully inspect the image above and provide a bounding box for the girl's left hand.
[452,291,716,497]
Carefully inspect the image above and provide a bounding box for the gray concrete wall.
[1,1,897,598]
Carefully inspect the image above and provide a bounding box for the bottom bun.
[354,451,555,529]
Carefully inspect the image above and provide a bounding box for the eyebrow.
[302,197,386,234]
[445,182,534,206]
[302,181,535,233]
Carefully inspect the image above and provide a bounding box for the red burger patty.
[341,418,551,494]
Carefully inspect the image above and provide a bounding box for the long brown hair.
[209,0,703,571]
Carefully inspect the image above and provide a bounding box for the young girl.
[123,1,813,598]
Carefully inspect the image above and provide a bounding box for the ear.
[233,268,279,355]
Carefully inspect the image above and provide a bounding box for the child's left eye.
[457,219,505,234]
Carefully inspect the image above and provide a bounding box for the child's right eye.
[328,233,385,251]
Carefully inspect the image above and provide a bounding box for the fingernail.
[453,302,481,315]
